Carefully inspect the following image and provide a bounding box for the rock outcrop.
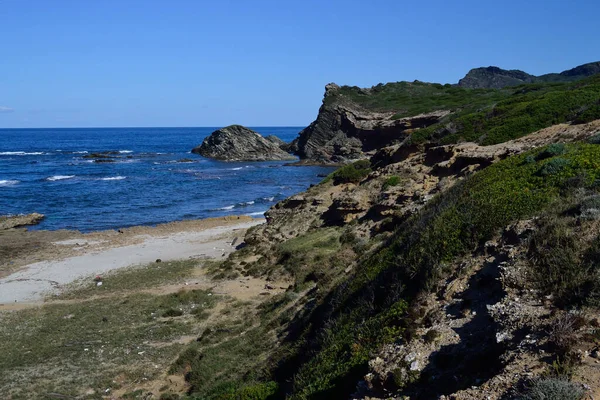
[458,61,600,89]
[0,213,44,230]
[289,84,449,164]
[191,125,296,162]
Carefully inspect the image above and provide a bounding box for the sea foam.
[0,180,19,186]
[47,175,75,181]
[0,151,45,156]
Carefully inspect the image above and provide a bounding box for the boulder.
[191,125,296,162]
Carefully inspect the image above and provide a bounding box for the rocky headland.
[191,125,297,161]
[290,61,600,165]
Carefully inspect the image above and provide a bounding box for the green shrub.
[208,381,278,400]
[578,195,600,219]
[382,175,402,190]
[539,158,570,176]
[524,155,536,164]
[587,132,600,145]
[523,378,585,400]
[423,329,441,344]
[332,160,371,185]
[538,143,567,159]
[162,308,183,317]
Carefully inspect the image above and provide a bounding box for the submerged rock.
[191,125,296,162]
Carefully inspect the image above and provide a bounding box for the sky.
[0,0,599,128]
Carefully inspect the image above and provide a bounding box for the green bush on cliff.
[382,175,402,190]
[331,160,371,185]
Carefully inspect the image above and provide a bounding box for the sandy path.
[0,219,263,304]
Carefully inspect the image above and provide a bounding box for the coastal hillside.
[292,62,600,164]
[160,64,600,399]
[3,64,600,400]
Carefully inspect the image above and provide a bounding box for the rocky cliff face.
[291,62,600,164]
[191,125,296,162]
[459,61,600,89]
[289,84,449,164]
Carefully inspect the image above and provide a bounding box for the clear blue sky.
[0,0,598,128]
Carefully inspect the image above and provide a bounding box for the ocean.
[0,127,333,232]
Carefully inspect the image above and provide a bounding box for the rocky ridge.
[458,61,600,89]
[191,125,296,162]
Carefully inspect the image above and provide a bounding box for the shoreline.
[0,215,264,304]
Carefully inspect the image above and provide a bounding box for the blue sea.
[0,127,332,232]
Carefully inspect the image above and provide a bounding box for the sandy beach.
[0,216,264,304]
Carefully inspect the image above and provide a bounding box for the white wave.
[218,205,235,211]
[230,167,243,171]
[72,151,88,154]
[262,196,275,202]
[0,180,19,187]
[119,150,133,154]
[99,176,126,181]
[239,201,255,206]
[47,175,75,181]
[246,211,266,216]
[0,151,44,156]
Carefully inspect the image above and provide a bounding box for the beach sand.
[0,216,264,304]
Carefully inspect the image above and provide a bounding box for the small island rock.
[191,125,296,161]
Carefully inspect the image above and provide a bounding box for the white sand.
[0,220,262,304]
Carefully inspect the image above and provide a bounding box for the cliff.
[292,64,600,164]
[289,83,451,164]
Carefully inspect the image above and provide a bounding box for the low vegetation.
[327,74,600,148]
[0,287,218,399]
[324,159,371,185]
[522,378,586,400]
[56,259,200,300]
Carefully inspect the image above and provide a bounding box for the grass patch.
[170,318,277,399]
[382,175,403,191]
[57,259,200,299]
[0,288,218,398]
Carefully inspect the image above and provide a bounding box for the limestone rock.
[191,125,296,162]
[0,213,45,230]
[289,84,449,164]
